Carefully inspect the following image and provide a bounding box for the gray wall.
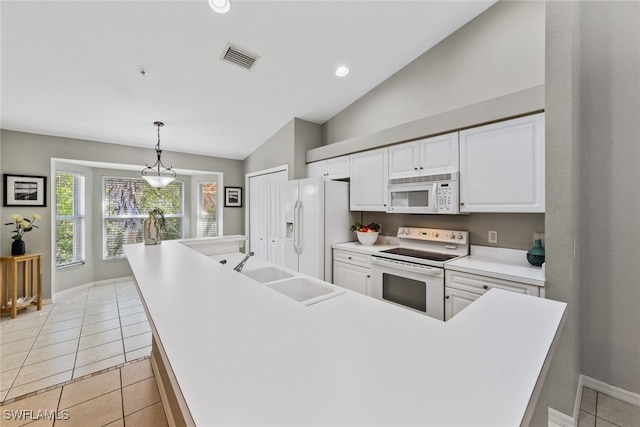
[244,118,321,179]
[579,1,640,395]
[323,0,545,145]
[0,130,244,299]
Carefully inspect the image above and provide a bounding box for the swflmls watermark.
[3,409,70,421]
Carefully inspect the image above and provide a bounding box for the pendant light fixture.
[141,121,176,188]
[208,0,230,14]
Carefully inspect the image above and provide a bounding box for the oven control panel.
[396,227,468,244]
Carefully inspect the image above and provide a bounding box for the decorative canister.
[526,239,545,266]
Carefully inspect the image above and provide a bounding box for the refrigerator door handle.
[294,200,302,254]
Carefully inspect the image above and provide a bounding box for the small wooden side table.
[1,253,42,318]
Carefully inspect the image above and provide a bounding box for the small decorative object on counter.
[350,222,381,246]
[144,208,166,245]
[527,239,545,266]
[5,213,40,256]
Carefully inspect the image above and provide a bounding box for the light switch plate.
[488,230,498,243]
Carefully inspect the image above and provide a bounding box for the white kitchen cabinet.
[388,132,459,179]
[459,113,545,213]
[444,270,541,320]
[307,155,350,180]
[332,249,371,295]
[350,147,388,211]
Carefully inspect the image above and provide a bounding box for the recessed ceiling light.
[335,65,350,77]
[209,0,230,14]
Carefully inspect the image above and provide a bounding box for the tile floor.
[578,387,640,427]
[0,280,168,425]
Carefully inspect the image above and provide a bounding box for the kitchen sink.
[266,277,345,305]
[242,267,293,283]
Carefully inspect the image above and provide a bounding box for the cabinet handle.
[367,275,370,278]
[460,202,465,206]
[348,256,352,260]
[419,166,424,170]
[483,285,489,290]
[414,167,418,170]
[445,295,450,299]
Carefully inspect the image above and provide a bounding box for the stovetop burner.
[380,247,459,262]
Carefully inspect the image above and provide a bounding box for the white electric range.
[369,227,469,320]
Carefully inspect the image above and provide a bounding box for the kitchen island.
[124,239,566,426]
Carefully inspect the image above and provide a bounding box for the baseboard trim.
[548,407,575,427]
[52,276,134,302]
[580,374,640,407]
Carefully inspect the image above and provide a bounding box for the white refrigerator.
[282,177,353,282]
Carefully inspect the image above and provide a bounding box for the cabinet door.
[388,142,419,179]
[444,287,480,321]
[333,261,370,295]
[307,161,326,179]
[326,156,350,180]
[419,132,459,175]
[350,147,389,211]
[459,113,545,213]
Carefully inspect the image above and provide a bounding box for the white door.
[350,147,389,211]
[388,142,419,179]
[444,288,480,320]
[249,174,268,260]
[459,113,545,212]
[419,132,459,175]
[267,170,287,265]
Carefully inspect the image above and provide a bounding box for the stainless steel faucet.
[233,252,254,272]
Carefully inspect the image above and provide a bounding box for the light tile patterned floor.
[0,280,152,402]
[578,387,640,427]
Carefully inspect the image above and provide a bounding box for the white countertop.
[446,245,546,286]
[332,240,398,254]
[125,240,564,426]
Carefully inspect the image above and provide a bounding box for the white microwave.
[386,173,459,214]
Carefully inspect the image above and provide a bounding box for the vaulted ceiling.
[1,1,495,160]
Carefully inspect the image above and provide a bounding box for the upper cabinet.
[350,147,388,211]
[459,113,545,213]
[307,155,350,180]
[388,132,459,179]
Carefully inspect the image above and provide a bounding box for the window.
[56,172,85,268]
[103,177,183,260]
[197,182,218,238]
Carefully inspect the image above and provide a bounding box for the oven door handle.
[371,256,444,277]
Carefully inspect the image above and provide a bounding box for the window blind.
[103,177,183,259]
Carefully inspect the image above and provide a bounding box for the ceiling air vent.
[221,44,258,71]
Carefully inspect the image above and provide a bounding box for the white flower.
[10,213,22,221]
[31,213,42,220]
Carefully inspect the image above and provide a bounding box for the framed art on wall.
[3,174,47,207]
[224,186,242,207]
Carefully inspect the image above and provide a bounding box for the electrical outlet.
[488,230,498,243]
[534,232,545,247]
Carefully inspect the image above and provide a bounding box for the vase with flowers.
[5,213,41,256]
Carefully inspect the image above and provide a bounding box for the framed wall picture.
[224,186,242,207]
[3,174,47,207]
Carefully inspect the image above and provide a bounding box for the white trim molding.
[548,407,574,427]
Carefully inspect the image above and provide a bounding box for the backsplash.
[359,212,545,250]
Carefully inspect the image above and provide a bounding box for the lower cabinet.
[444,270,541,321]
[332,249,371,295]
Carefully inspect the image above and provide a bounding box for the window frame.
[102,176,185,261]
[55,171,86,269]
[196,181,218,238]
